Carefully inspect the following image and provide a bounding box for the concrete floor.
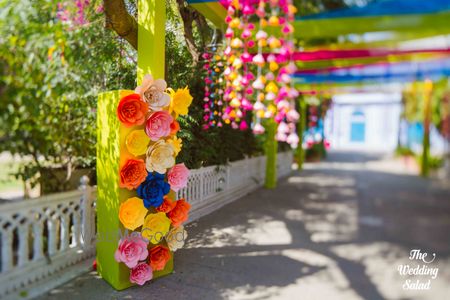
[35,151,450,300]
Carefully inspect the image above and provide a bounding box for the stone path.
[35,151,450,300]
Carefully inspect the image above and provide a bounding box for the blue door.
[350,110,365,142]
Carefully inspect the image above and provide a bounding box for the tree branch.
[104,0,138,50]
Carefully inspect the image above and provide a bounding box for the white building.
[324,93,402,152]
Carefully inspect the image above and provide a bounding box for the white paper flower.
[165,225,187,252]
[135,74,171,111]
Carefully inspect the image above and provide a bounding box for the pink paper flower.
[114,235,149,269]
[129,262,153,286]
[253,123,265,135]
[145,111,173,141]
[167,163,190,192]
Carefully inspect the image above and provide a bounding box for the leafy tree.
[0,0,136,193]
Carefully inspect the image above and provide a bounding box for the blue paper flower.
[137,172,170,208]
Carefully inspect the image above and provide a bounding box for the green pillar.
[421,80,433,177]
[96,1,171,290]
[137,0,166,82]
[295,98,307,170]
[264,119,278,189]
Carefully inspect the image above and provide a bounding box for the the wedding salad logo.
[398,249,439,290]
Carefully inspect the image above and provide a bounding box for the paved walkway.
[35,151,450,300]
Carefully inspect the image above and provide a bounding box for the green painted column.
[264,119,278,189]
[421,80,433,177]
[295,98,307,170]
[137,0,166,82]
[96,1,172,290]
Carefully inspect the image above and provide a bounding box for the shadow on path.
[35,151,450,300]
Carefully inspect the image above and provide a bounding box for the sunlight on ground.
[187,217,292,248]
[221,248,363,300]
[288,175,355,187]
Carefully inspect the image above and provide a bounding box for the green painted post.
[137,0,166,82]
[295,98,306,170]
[264,119,278,189]
[421,80,433,177]
[96,1,172,290]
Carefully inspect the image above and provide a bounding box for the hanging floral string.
[202,48,225,129]
[220,0,300,148]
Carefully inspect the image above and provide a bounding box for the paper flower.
[253,123,265,135]
[252,54,265,66]
[167,136,182,156]
[129,262,153,286]
[135,74,170,111]
[156,196,176,213]
[141,212,171,244]
[137,172,170,208]
[145,111,173,141]
[170,120,180,135]
[119,197,148,230]
[117,93,148,127]
[169,87,193,117]
[167,163,190,192]
[168,199,191,227]
[286,132,299,146]
[148,245,171,271]
[126,130,150,157]
[119,159,147,190]
[114,235,149,268]
[145,140,175,174]
[166,225,187,252]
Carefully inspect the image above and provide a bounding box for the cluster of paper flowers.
[115,74,193,285]
[202,50,225,129]
[218,0,300,148]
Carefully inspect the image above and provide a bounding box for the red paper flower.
[117,93,148,127]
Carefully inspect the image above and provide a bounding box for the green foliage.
[403,79,449,129]
[0,0,262,194]
[395,146,415,157]
[0,0,136,192]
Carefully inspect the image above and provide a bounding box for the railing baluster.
[72,210,81,247]
[60,214,70,251]
[18,224,30,267]
[47,216,57,256]
[32,219,43,261]
[1,229,13,272]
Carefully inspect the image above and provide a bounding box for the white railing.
[0,151,292,299]
[0,177,96,299]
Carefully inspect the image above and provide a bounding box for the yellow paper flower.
[141,212,171,244]
[268,15,279,26]
[146,140,175,174]
[126,130,150,157]
[269,61,279,72]
[269,38,281,49]
[167,136,182,155]
[119,197,148,231]
[169,87,193,117]
[266,82,279,93]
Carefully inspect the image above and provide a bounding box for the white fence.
[0,152,292,299]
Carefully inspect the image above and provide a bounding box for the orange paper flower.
[170,120,180,135]
[119,159,147,190]
[168,199,191,227]
[155,196,176,214]
[117,93,148,127]
[148,245,171,271]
